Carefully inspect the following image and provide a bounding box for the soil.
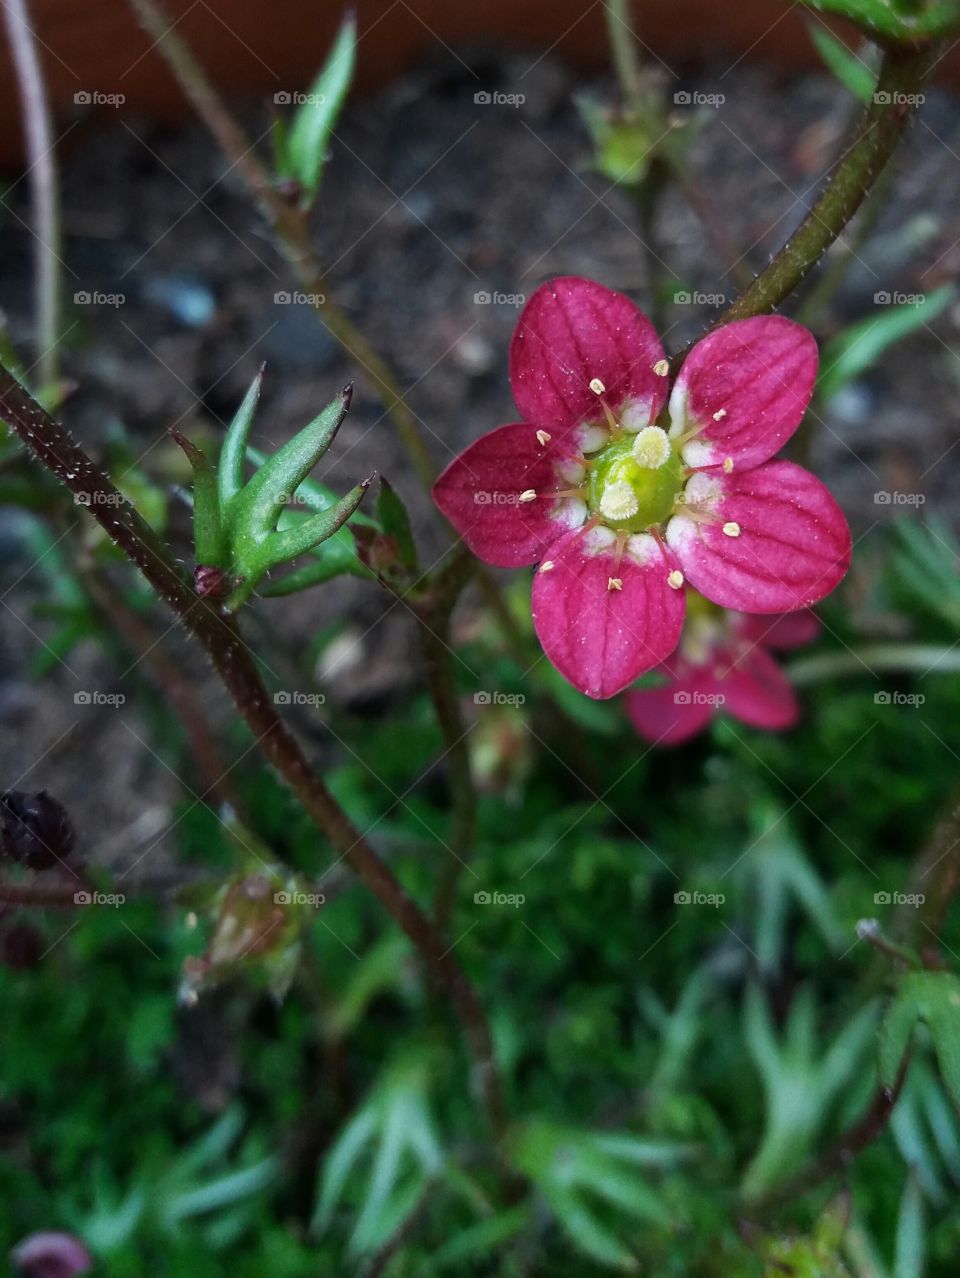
[1,46,959,873]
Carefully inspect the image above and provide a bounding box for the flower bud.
[1,791,76,871]
[11,1231,92,1278]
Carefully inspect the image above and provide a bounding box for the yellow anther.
[539,560,555,573]
[653,359,670,377]
[667,569,684,589]
[722,457,734,474]
[722,521,741,538]
[589,378,606,395]
[518,489,537,503]
[607,577,623,591]
[536,429,552,447]
[713,408,727,421]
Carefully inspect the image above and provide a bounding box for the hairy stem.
[0,365,508,1139]
[3,0,61,387]
[127,0,437,489]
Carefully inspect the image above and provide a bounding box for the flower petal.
[625,674,718,745]
[719,645,799,730]
[736,608,820,651]
[666,461,851,613]
[510,276,667,434]
[669,316,818,470]
[432,424,584,568]
[531,526,685,699]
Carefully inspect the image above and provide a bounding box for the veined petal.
[719,644,799,730]
[669,316,818,470]
[432,424,584,568]
[510,277,667,435]
[666,461,851,613]
[625,671,718,745]
[531,526,685,700]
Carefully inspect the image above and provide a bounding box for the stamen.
[607,577,623,591]
[536,429,551,447]
[667,569,684,589]
[653,359,670,377]
[632,426,670,470]
[598,481,639,522]
[712,408,727,421]
[518,489,537,503]
[613,530,629,572]
[589,378,606,395]
[722,521,741,538]
[539,560,555,573]
[722,457,734,474]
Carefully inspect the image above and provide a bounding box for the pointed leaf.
[287,11,356,201]
[259,527,373,595]
[376,477,417,570]
[880,971,960,1106]
[172,430,225,566]
[261,477,371,567]
[218,367,264,510]
[808,26,875,102]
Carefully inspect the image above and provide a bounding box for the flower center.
[587,426,684,533]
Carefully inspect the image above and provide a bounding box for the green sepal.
[171,430,225,566]
[800,0,960,41]
[246,442,377,526]
[259,528,373,596]
[225,384,352,548]
[218,365,264,510]
[261,476,372,567]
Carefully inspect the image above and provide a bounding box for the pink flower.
[433,277,851,699]
[11,1233,93,1278]
[625,597,820,744]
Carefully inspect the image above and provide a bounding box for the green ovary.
[587,434,684,533]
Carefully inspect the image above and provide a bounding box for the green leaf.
[171,430,224,566]
[800,0,960,40]
[879,970,960,1105]
[894,1170,924,1278]
[809,26,876,102]
[247,443,376,526]
[818,284,954,402]
[259,526,373,595]
[286,11,356,201]
[260,477,370,567]
[376,477,417,570]
[431,1205,532,1269]
[218,366,264,510]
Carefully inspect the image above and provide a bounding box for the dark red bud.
[194,566,229,599]
[1,791,76,871]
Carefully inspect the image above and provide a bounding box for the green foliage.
[809,25,877,102]
[879,972,960,1106]
[800,0,960,40]
[273,12,357,206]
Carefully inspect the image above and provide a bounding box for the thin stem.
[0,365,508,1140]
[127,0,437,490]
[3,0,61,387]
[604,0,645,109]
[672,42,936,370]
[788,643,960,685]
